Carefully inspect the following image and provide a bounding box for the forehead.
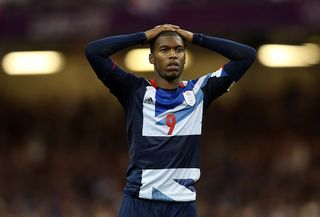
[155,35,184,48]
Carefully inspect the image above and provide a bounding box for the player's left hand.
[176,28,193,43]
[144,24,179,41]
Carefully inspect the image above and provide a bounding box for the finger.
[163,25,179,31]
[170,25,180,29]
[164,24,179,28]
[163,27,177,32]
[156,24,179,30]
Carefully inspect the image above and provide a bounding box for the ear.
[149,53,154,64]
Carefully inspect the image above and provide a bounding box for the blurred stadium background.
[0,0,320,216]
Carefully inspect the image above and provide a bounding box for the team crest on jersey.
[183,90,196,106]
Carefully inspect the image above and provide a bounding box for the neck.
[154,76,181,89]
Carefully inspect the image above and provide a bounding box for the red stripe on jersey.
[149,79,184,89]
[179,82,185,88]
[112,61,117,70]
[150,79,158,88]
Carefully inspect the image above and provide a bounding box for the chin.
[170,69,183,76]
[156,68,182,81]
[163,72,181,81]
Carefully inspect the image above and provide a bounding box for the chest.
[141,86,204,137]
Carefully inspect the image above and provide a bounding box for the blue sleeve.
[193,33,256,80]
[84,32,147,106]
[193,33,256,106]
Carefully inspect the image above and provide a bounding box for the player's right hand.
[144,24,179,41]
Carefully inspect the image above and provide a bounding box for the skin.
[144,24,194,89]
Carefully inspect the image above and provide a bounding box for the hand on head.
[155,24,180,31]
[144,24,193,43]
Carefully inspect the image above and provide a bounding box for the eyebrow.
[159,45,184,49]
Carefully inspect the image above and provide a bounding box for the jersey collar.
[149,79,185,89]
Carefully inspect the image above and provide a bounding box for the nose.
[169,49,177,58]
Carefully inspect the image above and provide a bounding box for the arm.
[85,33,147,105]
[192,33,256,82]
[85,32,146,84]
[85,24,179,86]
[177,28,256,106]
[84,24,180,104]
[177,28,256,82]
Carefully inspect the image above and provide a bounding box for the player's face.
[149,35,186,82]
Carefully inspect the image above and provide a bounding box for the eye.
[159,48,168,53]
[176,48,184,53]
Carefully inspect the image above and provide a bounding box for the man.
[85,24,256,217]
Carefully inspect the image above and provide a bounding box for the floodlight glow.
[125,48,153,72]
[124,48,192,72]
[2,51,65,75]
[257,43,320,67]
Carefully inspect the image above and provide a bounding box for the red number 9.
[166,113,176,135]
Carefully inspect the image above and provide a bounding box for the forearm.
[85,32,146,58]
[84,32,146,84]
[192,34,256,81]
[84,32,147,103]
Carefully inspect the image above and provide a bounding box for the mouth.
[167,62,180,70]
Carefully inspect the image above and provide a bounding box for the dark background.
[0,0,320,216]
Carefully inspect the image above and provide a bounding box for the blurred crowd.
[0,83,319,217]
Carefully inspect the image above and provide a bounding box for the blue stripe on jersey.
[139,168,200,201]
[155,89,184,116]
[152,187,174,201]
[220,69,229,77]
[174,179,196,192]
[154,83,194,116]
[198,68,230,89]
[200,74,212,88]
[155,91,203,126]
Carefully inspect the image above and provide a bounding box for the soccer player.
[85,24,256,217]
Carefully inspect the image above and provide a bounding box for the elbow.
[246,46,257,63]
[84,44,92,58]
[84,42,96,59]
[234,45,257,63]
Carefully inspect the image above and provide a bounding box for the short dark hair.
[150,31,185,53]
